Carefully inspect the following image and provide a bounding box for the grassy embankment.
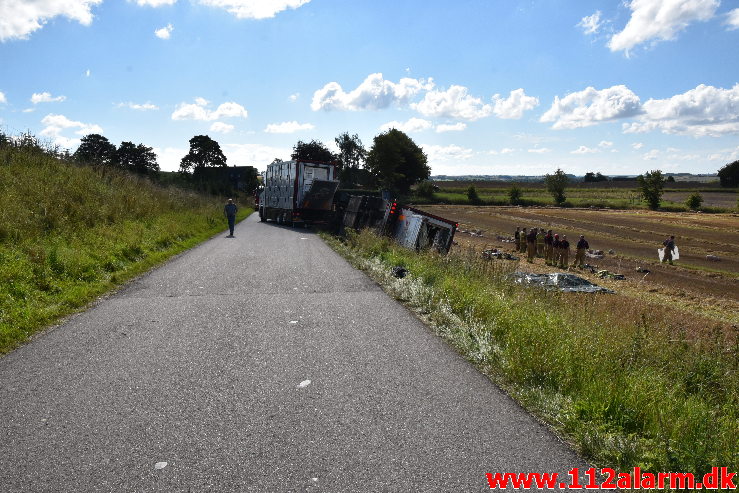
[325,229,738,482]
[416,182,737,212]
[0,142,251,354]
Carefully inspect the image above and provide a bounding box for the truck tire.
[259,209,265,222]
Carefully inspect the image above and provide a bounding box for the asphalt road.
[0,214,603,492]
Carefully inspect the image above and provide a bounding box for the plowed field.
[419,205,739,323]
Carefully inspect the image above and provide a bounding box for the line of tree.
[74,134,159,176]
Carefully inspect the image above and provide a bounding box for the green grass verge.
[0,142,252,354]
[324,230,738,482]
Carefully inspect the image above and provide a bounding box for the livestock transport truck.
[258,159,340,226]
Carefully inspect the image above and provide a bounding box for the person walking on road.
[662,235,676,265]
[558,235,571,269]
[573,235,589,269]
[224,198,238,237]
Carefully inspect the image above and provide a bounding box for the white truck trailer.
[258,160,339,226]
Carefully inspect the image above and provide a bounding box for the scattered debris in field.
[608,249,615,255]
[154,462,168,470]
[497,235,516,243]
[635,266,651,273]
[391,266,408,278]
[596,270,626,280]
[706,254,720,262]
[482,249,519,260]
[586,250,604,259]
[582,263,598,273]
[298,380,311,388]
[512,272,614,293]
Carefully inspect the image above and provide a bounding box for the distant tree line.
[74,134,159,177]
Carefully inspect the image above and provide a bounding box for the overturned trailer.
[341,196,458,254]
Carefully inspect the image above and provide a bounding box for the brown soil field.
[418,205,739,323]
[662,191,737,209]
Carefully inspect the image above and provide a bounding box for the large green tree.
[545,168,569,205]
[74,134,117,166]
[116,141,159,176]
[291,139,335,163]
[365,128,430,194]
[179,135,227,173]
[637,169,666,210]
[718,160,739,188]
[334,132,366,169]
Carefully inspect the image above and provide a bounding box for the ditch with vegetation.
[324,229,738,483]
[0,137,251,354]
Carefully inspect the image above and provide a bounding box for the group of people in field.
[514,227,590,270]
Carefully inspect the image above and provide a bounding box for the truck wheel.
[259,210,265,222]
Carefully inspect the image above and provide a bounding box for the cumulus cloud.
[642,149,660,160]
[623,84,739,137]
[599,140,614,148]
[264,121,315,133]
[608,0,719,54]
[155,23,173,39]
[578,11,602,35]
[223,142,292,167]
[116,101,159,111]
[708,146,739,162]
[210,122,234,133]
[540,85,642,129]
[40,113,102,148]
[571,146,599,154]
[423,144,474,163]
[379,118,432,133]
[198,0,311,19]
[31,92,66,104]
[171,98,248,121]
[288,93,300,102]
[489,148,516,155]
[528,147,552,154]
[436,122,466,133]
[727,8,739,30]
[491,89,539,119]
[136,0,177,6]
[413,85,493,121]
[0,0,103,42]
[0,91,6,104]
[312,73,433,112]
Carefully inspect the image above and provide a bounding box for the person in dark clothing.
[544,230,554,265]
[526,228,537,262]
[552,234,561,267]
[573,235,589,268]
[514,227,520,244]
[224,198,238,237]
[662,235,675,265]
[559,235,571,269]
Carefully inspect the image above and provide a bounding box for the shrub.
[508,184,522,205]
[467,185,482,205]
[685,192,703,211]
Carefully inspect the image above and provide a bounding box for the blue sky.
[1,0,738,176]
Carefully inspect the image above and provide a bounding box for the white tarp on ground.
[657,245,679,262]
[512,272,614,294]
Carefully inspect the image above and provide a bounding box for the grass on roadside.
[0,141,252,354]
[324,229,738,483]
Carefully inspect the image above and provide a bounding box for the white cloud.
[288,93,300,102]
[413,85,492,121]
[423,144,474,163]
[528,147,552,154]
[727,8,739,30]
[312,73,433,111]
[23,108,35,113]
[85,69,91,77]
[540,85,641,129]
[489,147,516,155]
[436,122,466,133]
[224,143,292,168]
[153,146,186,172]
[578,11,602,35]
[708,146,739,162]
[608,0,719,54]
[632,142,644,150]
[599,140,614,148]
[642,149,660,160]
[491,88,539,119]
[0,0,103,42]
[379,118,432,133]
[198,0,311,19]
[0,91,6,104]
[40,113,102,148]
[571,146,599,154]
[116,101,159,111]
[623,84,739,137]
[136,0,177,6]
[210,122,235,133]
[264,121,315,133]
[155,23,173,39]
[31,92,66,104]
[171,98,248,121]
